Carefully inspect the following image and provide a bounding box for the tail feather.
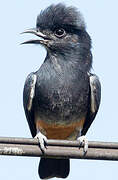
[39,158,70,179]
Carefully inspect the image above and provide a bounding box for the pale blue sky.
[0,0,118,179]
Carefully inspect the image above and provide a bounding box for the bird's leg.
[34,130,47,153]
[77,129,88,153]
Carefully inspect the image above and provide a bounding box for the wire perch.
[0,137,118,160]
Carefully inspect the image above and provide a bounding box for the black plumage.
[22,3,101,179]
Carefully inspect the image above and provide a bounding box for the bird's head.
[22,4,91,55]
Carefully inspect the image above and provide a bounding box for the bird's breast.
[34,65,89,130]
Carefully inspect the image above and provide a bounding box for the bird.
[22,3,101,179]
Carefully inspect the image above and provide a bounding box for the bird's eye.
[54,28,66,38]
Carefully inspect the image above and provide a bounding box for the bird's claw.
[34,132,47,153]
[77,135,88,153]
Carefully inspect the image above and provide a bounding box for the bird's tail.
[39,158,70,179]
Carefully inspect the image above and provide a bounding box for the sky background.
[0,0,118,179]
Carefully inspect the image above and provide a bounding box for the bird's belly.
[35,73,89,139]
[35,117,85,140]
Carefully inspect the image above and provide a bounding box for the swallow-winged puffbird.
[22,3,101,179]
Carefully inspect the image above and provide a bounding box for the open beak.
[21,28,50,45]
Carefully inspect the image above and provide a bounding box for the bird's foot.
[77,135,88,153]
[34,132,47,153]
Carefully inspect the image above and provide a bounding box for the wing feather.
[82,73,101,135]
[23,73,37,137]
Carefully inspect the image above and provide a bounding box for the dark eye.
[54,28,66,38]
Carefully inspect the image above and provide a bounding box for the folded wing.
[23,73,37,137]
[82,73,101,135]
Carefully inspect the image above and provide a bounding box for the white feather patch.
[27,74,37,111]
[90,75,96,113]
